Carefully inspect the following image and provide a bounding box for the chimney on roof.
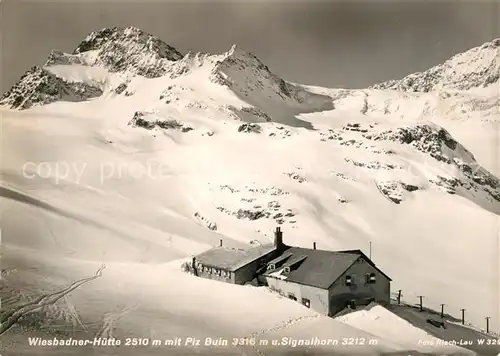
[274,226,283,249]
[191,257,198,276]
[219,239,223,247]
[313,242,316,250]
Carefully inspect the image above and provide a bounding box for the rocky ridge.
[1,26,183,109]
[0,66,102,109]
[70,26,183,77]
[371,38,500,92]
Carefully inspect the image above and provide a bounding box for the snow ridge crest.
[372,38,500,92]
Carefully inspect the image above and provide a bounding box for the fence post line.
[417,296,424,312]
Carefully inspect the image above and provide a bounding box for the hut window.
[207,267,212,274]
[345,275,353,286]
[288,293,297,301]
[215,269,221,276]
[283,266,290,274]
[267,264,276,271]
[369,273,376,284]
[302,298,310,308]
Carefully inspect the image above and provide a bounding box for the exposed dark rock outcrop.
[194,212,217,231]
[376,181,405,204]
[369,124,469,164]
[0,66,102,109]
[114,83,128,95]
[366,123,500,202]
[238,123,262,133]
[128,111,193,132]
[284,172,307,183]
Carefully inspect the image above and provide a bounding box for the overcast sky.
[1,0,499,93]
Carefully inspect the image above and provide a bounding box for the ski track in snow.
[95,302,140,339]
[63,294,88,333]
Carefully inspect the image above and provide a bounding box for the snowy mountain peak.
[220,44,268,69]
[210,44,327,109]
[372,38,500,92]
[68,26,183,77]
[0,26,186,109]
[225,44,256,60]
[228,43,240,53]
[159,42,331,123]
[73,26,182,60]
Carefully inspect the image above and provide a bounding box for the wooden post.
[397,290,402,305]
[369,241,372,259]
[460,309,466,325]
[486,317,490,333]
[440,304,445,318]
[418,296,424,312]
